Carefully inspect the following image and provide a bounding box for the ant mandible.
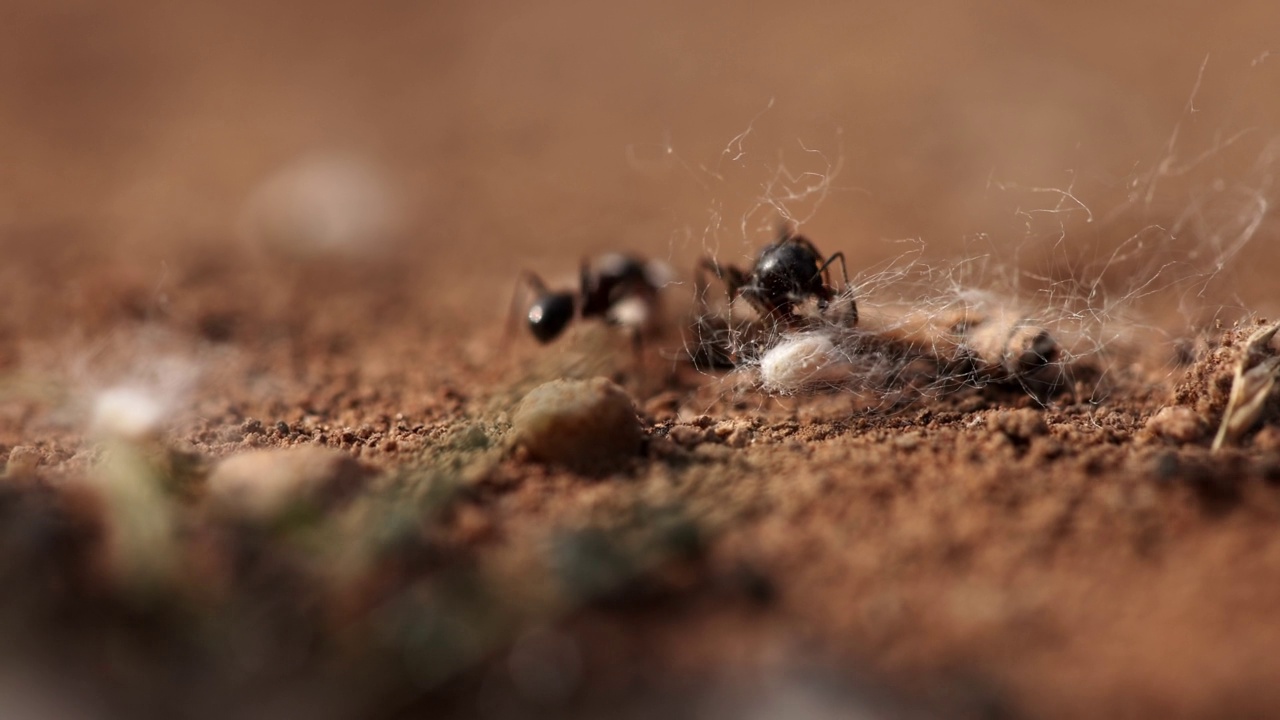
[699,226,855,329]
[508,253,670,349]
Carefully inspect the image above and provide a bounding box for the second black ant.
[508,253,672,352]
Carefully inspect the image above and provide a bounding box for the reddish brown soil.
[5,3,1280,718]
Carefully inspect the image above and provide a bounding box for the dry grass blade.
[1212,322,1280,451]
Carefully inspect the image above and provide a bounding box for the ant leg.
[786,233,838,284]
[816,251,851,288]
[699,257,762,324]
[629,325,644,363]
[693,258,752,369]
[579,257,594,298]
[816,251,857,325]
[697,257,747,302]
[522,270,550,294]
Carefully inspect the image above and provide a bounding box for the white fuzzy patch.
[239,153,403,256]
[91,386,166,441]
[758,332,855,394]
[608,296,651,330]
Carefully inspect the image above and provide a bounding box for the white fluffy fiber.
[758,331,855,394]
[91,386,167,441]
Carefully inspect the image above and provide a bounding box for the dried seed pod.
[1212,321,1280,451]
[871,307,1058,382]
[956,311,1060,381]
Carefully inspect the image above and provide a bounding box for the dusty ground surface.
[6,2,1280,718]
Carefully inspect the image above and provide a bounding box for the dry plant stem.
[1212,321,1280,452]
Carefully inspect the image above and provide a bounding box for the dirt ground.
[6,2,1280,718]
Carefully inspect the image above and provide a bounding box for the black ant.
[699,227,855,328]
[690,227,854,369]
[508,253,670,349]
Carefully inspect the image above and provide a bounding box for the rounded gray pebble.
[511,378,642,474]
[206,447,368,520]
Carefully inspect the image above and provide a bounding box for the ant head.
[527,292,576,343]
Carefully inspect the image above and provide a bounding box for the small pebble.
[724,427,752,449]
[205,447,369,521]
[5,446,42,476]
[646,436,687,461]
[668,425,711,447]
[642,391,682,422]
[510,378,642,473]
[714,419,754,449]
[1033,438,1065,460]
[989,408,1048,442]
[894,433,920,451]
[1253,425,1280,452]
[1145,406,1206,444]
[712,419,748,438]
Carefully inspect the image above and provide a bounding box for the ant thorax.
[589,255,671,332]
[752,241,828,300]
[581,255,656,317]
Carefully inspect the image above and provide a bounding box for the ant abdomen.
[527,292,576,343]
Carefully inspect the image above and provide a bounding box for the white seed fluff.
[90,386,166,441]
[758,332,855,394]
[238,152,403,256]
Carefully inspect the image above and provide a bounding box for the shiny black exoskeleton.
[699,227,854,328]
[511,254,666,344]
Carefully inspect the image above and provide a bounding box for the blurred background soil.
[4,1,1280,718]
